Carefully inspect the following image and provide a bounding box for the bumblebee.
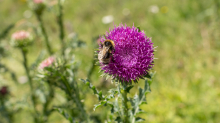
[98,39,115,64]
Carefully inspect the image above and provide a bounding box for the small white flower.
[102,15,114,24]
[18,76,28,84]
[149,5,159,14]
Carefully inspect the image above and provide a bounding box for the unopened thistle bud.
[39,56,55,69]
[33,0,45,16]
[11,30,33,48]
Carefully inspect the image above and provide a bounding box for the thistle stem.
[42,82,55,122]
[61,76,89,122]
[122,84,129,123]
[36,14,53,55]
[57,0,65,57]
[0,99,13,123]
[87,59,96,80]
[20,48,38,123]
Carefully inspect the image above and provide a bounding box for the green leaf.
[125,85,134,93]
[93,103,102,111]
[137,27,141,32]
[92,85,98,94]
[111,106,114,113]
[93,100,110,111]
[140,101,147,105]
[98,91,103,100]
[135,117,145,122]
[113,98,120,113]
[115,116,122,122]
[54,108,73,122]
[144,79,151,92]
[144,72,151,79]
[0,24,14,40]
[148,79,153,86]
[80,79,104,100]
[136,109,146,115]
[138,88,144,101]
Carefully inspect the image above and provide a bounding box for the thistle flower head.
[39,57,55,69]
[11,30,32,47]
[98,24,155,83]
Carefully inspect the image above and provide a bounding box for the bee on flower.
[98,24,155,83]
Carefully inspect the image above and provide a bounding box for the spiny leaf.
[135,117,145,122]
[136,109,146,115]
[138,88,144,101]
[144,79,151,92]
[115,116,122,122]
[93,100,113,111]
[140,101,147,105]
[93,103,103,111]
[0,24,14,40]
[125,85,134,93]
[98,91,103,100]
[144,72,151,79]
[54,108,73,122]
[80,79,104,100]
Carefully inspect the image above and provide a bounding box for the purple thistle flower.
[99,24,155,83]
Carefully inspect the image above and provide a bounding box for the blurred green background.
[0,0,220,123]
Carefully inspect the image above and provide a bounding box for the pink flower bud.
[11,30,32,47]
[39,57,55,69]
[33,0,44,4]
[12,31,30,41]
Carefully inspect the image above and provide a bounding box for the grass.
[0,0,220,122]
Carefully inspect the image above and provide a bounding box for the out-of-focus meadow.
[0,0,220,123]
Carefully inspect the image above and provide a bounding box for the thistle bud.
[33,0,45,16]
[39,56,55,69]
[11,30,33,48]
[33,0,43,4]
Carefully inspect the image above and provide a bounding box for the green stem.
[87,59,96,80]
[36,14,53,55]
[21,48,33,90]
[131,87,147,123]
[42,82,55,122]
[0,99,12,123]
[122,84,129,123]
[20,48,38,123]
[57,0,65,57]
[61,76,89,122]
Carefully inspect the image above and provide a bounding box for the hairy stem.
[20,48,38,123]
[36,15,53,55]
[57,0,65,57]
[122,85,129,123]
[42,82,55,122]
[61,76,89,122]
[87,59,96,80]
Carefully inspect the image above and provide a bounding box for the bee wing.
[104,47,111,58]
[103,52,110,59]
[99,47,111,59]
